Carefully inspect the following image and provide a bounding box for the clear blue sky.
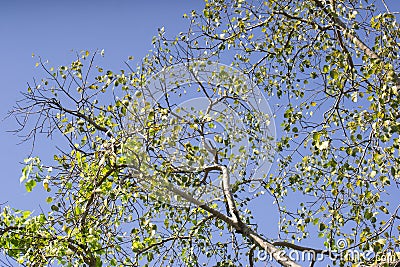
[0,1,204,210]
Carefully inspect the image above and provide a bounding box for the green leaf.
[22,211,31,219]
[25,179,36,192]
[51,205,59,212]
[330,70,338,79]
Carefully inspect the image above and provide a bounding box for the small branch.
[273,241,336,258]
[49,98,113,138]
[220,165,240,224]
[200,138,240,224]
[0,226,22,236]
[249,245,256,267]
[80,165,122,227]
[137,235,190,255]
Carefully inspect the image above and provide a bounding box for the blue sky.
[0,1,204,210]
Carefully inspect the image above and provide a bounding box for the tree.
[1,0,400,266]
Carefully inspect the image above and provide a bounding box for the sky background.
[0,1,205,211]
[1,1,400,265]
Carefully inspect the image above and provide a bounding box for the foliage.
[1,0,400,266]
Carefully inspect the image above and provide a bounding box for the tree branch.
[160,176,302,266]
[312,0,380,61]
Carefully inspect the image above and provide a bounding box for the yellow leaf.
[376,238,386,245]
[43,177,50,191]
